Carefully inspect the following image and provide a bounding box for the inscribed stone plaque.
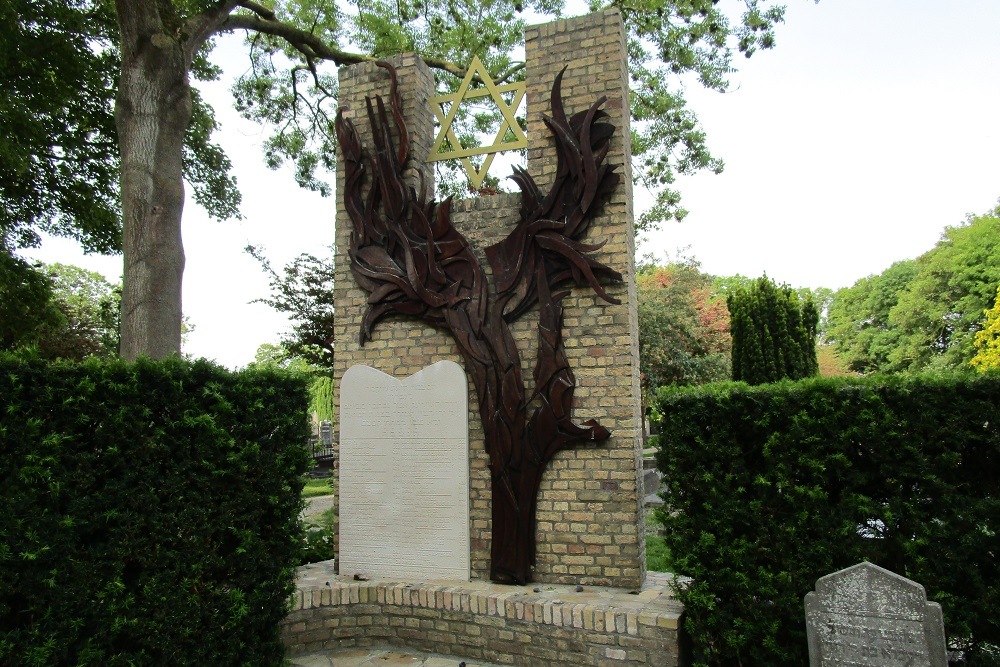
[805,561,947,667]
[339,361,469,581]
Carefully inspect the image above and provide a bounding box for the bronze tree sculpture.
[336,62,622,584]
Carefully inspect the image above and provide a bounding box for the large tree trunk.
[114,2,203,360]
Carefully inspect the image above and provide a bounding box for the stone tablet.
[339,361,469,581]
[805,561,947,667]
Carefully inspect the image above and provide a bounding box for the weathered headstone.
[642,461,662,507]
[339,361,469,581]
[805,561,947,667]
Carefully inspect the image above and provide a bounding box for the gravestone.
[339,361,470,581]
[805,561,947,667]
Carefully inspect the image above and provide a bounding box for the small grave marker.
[804,561,947,667]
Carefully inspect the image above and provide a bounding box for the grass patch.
[645,510,673,572]
[301,476,335,498]
[646,533,672,572]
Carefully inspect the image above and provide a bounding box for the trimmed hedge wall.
[655,373,1000,666]
[0,355,310,666]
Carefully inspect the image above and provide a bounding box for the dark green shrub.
[655,372,1000,666]
[0,354,310,666]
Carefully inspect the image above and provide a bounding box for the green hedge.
[0,355,310,666]
[655,373,1000,666]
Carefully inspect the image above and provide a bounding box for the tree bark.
[115,2,191,360]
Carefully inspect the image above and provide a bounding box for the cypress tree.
[728,276,819,385]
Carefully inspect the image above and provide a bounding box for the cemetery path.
[289,646,503,666]
[303,495,335,524]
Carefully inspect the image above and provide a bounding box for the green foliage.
[826,259,918,373]
[9,0,808,357]
[33,263,121,360]
[815,343,850,377]
[299,508,337,565]
[888,207,1000,372]
[710,273,754,296]
[607,0,790,229]
[309,375,336,422]
[829,206,1000,375]
[971,285,1000,371]
[231,0,547,197]
[0,0,120,253]
[250,342,314,374]
[646,528,673,573]
[301,477,335,499]
[637,260,731,389]
[0,355,310,665]
[230,0,801,228]
[801,286,834,341]
[727,275,819,384]
[184,87,242,221]
[646,497,674,573]
[248,246,336,369]
[0,258,120,360]
[250,343,336,422]
[655,374,1000,666]
[0,252,62,350]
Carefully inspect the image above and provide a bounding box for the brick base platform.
[282,563,686,667]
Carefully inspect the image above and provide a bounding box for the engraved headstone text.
[805,561,947,667]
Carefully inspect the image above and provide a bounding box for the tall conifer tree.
[728,276,819,384]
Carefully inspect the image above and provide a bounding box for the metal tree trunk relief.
[336,62,621,584]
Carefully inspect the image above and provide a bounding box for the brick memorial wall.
[282,567,684,666]
[329,9,644,589]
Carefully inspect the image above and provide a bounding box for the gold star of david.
[427,55,527,189]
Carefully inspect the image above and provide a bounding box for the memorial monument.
[282,13,683,666]
[331,9,644,589]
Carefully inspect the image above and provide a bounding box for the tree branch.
[495,62,525,84]
[237,0,275,20]
[184,1,240,66]
[216,13,468,78]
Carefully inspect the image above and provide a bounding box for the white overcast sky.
[24,0,1000,369]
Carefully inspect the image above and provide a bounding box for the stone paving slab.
[289,646,503,667]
